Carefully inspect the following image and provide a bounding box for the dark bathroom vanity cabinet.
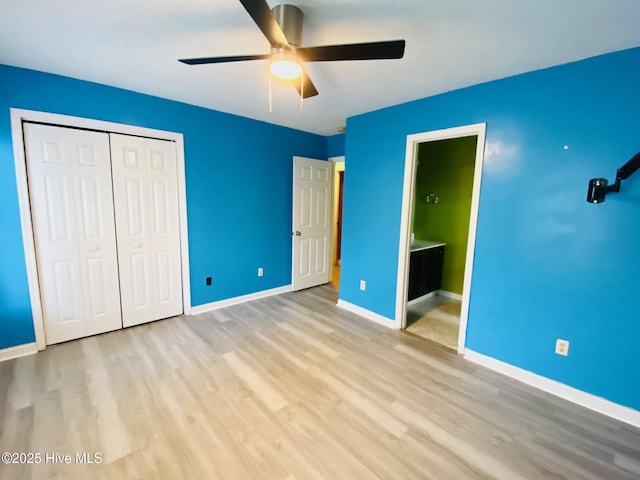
[408,240,445,301]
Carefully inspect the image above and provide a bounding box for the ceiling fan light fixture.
[178,0,406,100]
[270,52,302,80]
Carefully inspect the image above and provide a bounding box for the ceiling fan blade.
[297,40,405,62]
[238,0,290,48]
[179,54,270,65]
[293,69,319,99]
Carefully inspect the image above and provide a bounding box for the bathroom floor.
[406,294,461,350]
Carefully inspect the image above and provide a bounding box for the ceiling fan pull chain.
[300,74,304,110]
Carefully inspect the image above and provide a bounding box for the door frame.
[10,108,191,350]
[396,123,486,355]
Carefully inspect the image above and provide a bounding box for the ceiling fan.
[178,0,406,99]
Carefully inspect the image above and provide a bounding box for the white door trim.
[396,123,486,355]
[10,108,191,350]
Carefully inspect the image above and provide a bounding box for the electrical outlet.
[359,280,366,291]
[555,339,570,356]
[205,277,212,286]
[258,267,264,277]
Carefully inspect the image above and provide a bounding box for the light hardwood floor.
[406,294,461,350]
[1,285,639,479]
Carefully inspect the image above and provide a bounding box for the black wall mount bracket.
[587,151,640,203]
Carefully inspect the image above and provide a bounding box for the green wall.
[412,136,477,294]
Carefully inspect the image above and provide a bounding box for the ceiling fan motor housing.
[272,4,303,48]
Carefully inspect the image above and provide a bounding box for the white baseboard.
[464,350,640,429]
[407,291,437,306]
[0,342,38,362]
[438,290,463,301]
[336,299,399,329]
[190,285,291,315]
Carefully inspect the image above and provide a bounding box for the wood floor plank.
[222,351,289,412]
[1,284,639,479]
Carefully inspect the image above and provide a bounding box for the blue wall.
[340,47,640,410]
[0,65,326,350]
[327,133,345,158]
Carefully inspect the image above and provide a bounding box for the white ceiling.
[2,0,640,136]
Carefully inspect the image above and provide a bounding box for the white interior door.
[24,123,123,344]
[292,157,333,291]
[110,134,183,327]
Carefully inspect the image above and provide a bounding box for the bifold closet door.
[24,123,123,344]
[110,134,183,327]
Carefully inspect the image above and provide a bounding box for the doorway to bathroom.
[396,124,486,354]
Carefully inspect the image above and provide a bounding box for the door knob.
[134,243,142,248]
[294,231,301,236]
[90,246,100,252]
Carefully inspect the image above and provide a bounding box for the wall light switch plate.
[555,339,570,356]
[258,267,264,277]
[359,280,366,291]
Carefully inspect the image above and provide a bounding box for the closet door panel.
[110,134,183,327]
[24,124,123,344]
